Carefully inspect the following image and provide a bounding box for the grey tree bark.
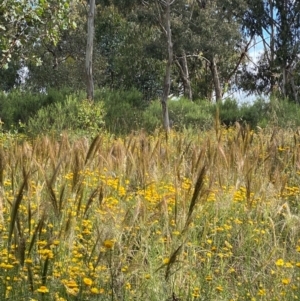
[210,56,222,102]
[156,0,174,132]
[85,0,95,100]
[175,51,193,100]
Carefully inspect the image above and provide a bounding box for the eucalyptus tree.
[154,0,175,131]
[98,0,249,112]
[147,0,248,102]
[5,0,104,97]
[186,0,248,102]
[19,1,93,92]
[94,2,165,100]
[25,25,88,91]
[85,0,95,100]
[0,59,21,91]
[240,0,300,101]
[0,0,77,69]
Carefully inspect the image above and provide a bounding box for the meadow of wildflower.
[1,124,300,301]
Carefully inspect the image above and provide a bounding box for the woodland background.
[0,0,300,135]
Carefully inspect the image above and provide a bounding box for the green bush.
[238,97,300,129]
[0,90,43,130]
[213,98,270,128]
[27,95,105,137]
[95,88,146,134]
[142,98,214,132]
[214,98,242,126]
[239,98,269,128]
[268,97,300,128]
[0,88,83,130]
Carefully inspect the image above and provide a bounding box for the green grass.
[0,126,300,300]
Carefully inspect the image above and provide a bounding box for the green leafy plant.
[142,98,214,132]
[27,95,105,137]
[96,88,145,134]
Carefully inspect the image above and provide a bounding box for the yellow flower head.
[90,287,99,294]
[103,239,115,249]
[163,258,170,264]
[275,258,284,266]
[83,277,93,286]
[282,278,291,285]
[37,286,49,293]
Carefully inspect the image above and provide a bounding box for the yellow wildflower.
[275,259,284,266]
[37,286,49,293]
[90,287,99,294]
[103,240,114,249]
[282,278,291,285]
[163,258,170,264]
[83,277,93,286]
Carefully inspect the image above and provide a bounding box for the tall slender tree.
[156,0,174,131]
[85,0,95,100]
[240,0,300,101]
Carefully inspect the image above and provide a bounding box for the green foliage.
[96,88,145,134]
[215,98,269,128]
[27,95,105,137]
[141,100,161,131]
[76,99,106,134]
[0,0,76,68]
[5,86,300,138]
[0,61,20,91]
[142,98,214,132]
[0,88,79,130]
[215,98,242,126]
[266,97,300,128]
[95,4,164,100]
[0,91,45,129]
[215,97,300,129]
[240,98,270,128]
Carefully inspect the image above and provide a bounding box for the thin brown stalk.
[84,186,101,217]
[42,257,49,285]
[27,265,34,292]
[46,181,59,217]
[8,171,29,248]
[28,218,45,255]
[85,134,102,165]
[165,245,183,280]
[183,165,206,231]
[58,183,66,212]
[72,150,83,191]
[0,147,5,186]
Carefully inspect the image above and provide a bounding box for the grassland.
[1,125,300,300]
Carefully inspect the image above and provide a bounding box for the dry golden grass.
[0,126,300,300]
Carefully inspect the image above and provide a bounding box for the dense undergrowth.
[0,125,300,300]
[1,88,300,136]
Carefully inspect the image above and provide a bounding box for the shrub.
[240,98,269,128]
[142,98,214,132]
[0,88,83,130]
[214,98,242,126]
[27,95,105,137]
[95,88,146,134]
[267,97,300,128]
[0,90,44,130]
[213,98,271,128]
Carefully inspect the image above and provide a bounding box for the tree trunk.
[210,56,222,102]
[85,0,95,100]
[290,71,299,103]
[269,0,277,94]
[175,51,193,100]
[161,0,173,132]
[282,66,288,98]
